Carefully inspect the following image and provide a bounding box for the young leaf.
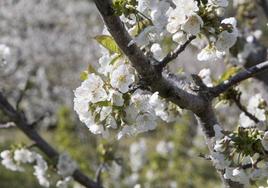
[95,35,122,55]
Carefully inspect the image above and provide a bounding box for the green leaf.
[80,71,88,81]
[95,101,112,107]
[218,67,241,83]
[110,54,122,65]
[131,19,151,36]
[94,35,122,55]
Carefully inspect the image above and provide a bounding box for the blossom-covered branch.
[0,92,101,188]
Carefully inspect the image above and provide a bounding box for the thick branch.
[0,92,101,188]
[211,61,268,97]
[159,35,196,69]
[93,0,205,114]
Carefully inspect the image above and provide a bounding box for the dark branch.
[231,93,260,123]
[210,61,268,97]
[0,92,101,188]
[159,35,196,69]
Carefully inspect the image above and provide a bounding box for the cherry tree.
[1,0,268,188]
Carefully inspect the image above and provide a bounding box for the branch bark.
[158,35,196,69]
[210,61,268,97]
[0,92,101,188]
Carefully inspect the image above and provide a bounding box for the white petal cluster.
[0,150,24,172]
[166,0,200,34]
[215,17,238,52]
[76,54,181,139]
[110,64,135,93]
[198,68,213,87]
[0,148,50,187]
[198,17,238,61]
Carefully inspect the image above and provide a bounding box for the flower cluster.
[0,148,50,187]
[74,43,180,139]
[113,0,238,62]
[0,148,78,187]
[211,113,268,187]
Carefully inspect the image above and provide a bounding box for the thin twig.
[159,35,196,69]
[210,61,268,97]
[231,93,260,123]
[16,78,31,110]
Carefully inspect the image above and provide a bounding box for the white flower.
[117,125,135,140]
[136,113,157,133]
[224,167,250,186]
[181,14,203,35]
[74,73,108,104]
[262,132,268,151]
[149,92,170,122]
[198,68,213,87]
[197,45,225,61]
[216,17,238,52]
[87,123,108,137]
[0,44,11,66]
[110,64,135,93]
[150,43,165,61]
[0,150,24,172]
[166,0,199,33]
[150,1,169,29]
[108,89,124,106]
[100,106,112,121]
[57,153,77,177]
[211,152,231,170]
[14,148,35,164]
[172,31,187,44]
[34,154,50,187]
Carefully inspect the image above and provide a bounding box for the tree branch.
[210,61,268,97]
[93,0,205,114]
[0,92,101,188]
[231,93,260,123]
[158,35,196,69]
[93,1,247,187]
